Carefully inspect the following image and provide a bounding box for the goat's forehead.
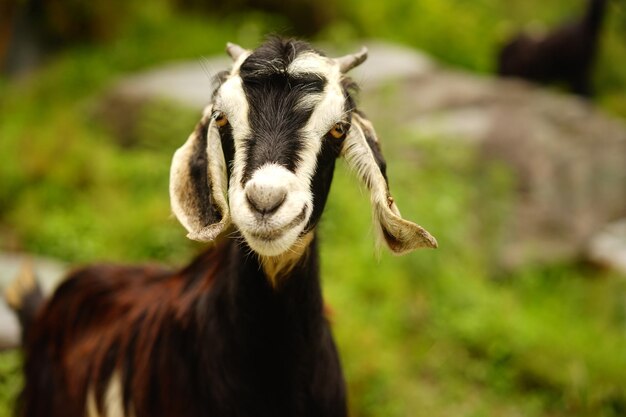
[215,50,345,115]
[225,50,340,85]
[287,52,337,77]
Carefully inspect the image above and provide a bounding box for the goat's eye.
[212,110,228,127]
[329,122,349,139]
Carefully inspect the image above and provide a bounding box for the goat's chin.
[242,224,307,257]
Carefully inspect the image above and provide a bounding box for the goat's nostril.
[245,184,287,215]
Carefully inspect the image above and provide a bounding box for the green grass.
[1,2,625,416]
[321,140,626,417]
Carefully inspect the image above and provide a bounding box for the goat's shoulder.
[30,242,230,347]
[23,244,230,410]
[42,263,172,325]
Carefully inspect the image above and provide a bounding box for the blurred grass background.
[1,0,625,416]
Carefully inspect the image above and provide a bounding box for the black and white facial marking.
[214,39,355,256]
[170,38,437,261]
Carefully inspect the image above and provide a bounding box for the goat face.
[170,38,437,257]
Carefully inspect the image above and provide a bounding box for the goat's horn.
[226,42,247,61]
[335,46,368,73]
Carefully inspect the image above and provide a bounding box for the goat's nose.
[245,182,287,215]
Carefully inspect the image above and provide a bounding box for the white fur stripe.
[296,64,345,181]
[287,52,334,76]
[86,373,130,417]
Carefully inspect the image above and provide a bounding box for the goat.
[5,37,437,417]
[497,0,609,97]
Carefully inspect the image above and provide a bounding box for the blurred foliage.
[0,1,625,416]
[2,0,137,47]
[0,351,21,415]
[172,0,338,36]
[5,0,625,113]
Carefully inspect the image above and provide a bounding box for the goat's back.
[19,250,223,417]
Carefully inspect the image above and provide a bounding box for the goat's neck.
[201,233,344,415]
[221,231,326,342]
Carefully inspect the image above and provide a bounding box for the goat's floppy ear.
[170,106,231,242]
[342,112,437,253]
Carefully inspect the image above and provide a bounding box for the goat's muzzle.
[245,181,288,216]
[230,164,313,256]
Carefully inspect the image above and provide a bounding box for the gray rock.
[367,68,626,269]
[588,220,626,275]
[109,58,231,110]
[0,253,67,350]
[0,304,19,350]
[349,41,436,88]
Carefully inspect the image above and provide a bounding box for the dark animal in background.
[5,38,437,417]
[497,0,609,97]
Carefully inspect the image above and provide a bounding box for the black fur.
[239,38,328,184]
[218,122,235,181]
[305,133,341,232]
[20,237,346,417]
